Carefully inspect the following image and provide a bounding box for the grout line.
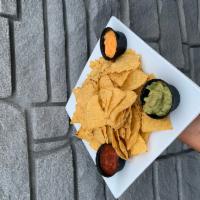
[8,19,16,98]
[104,183,107,200]
[60,0,69,99]
[62,0,71,97]
[0,13,18,20]
[143,38,160,43]
[66,123,77,139]
[176,157,183,200]
[83,0,91,58]
[70,142,79,200]
[189,46,195,82]
[197,0,200,32]
[187,43,200,47]
[17,0,22,20]
[32,102,66,107]
[175,0,187,51]
[119,0,130,27]
[25,110,36,200]
[42,0,51,102]
[61,2,78,199]
[156,0,162,47]
[152,162,160,200]
[157,148,194,161]
[34,135,68,144]
[34,141,71,158]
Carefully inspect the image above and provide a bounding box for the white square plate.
[66,16,200,198]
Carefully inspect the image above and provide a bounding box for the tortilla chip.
[148,73,156,80]
[88,139,101,151]
[142,112,173,132]
[87,68,101,82]
[141,132,151,144]
[76,128,102,151]
[122,69,148,90]
[105,49,140,74]
[76,128,93,140]
[101,126,108,144]
[119,127,126,139]
[109,70,131,87]
[106,126,113,143]
[107,110,127,129]
[127,104,141,150]
[109,90,137,122]
[85,95,106,129]
[129,135,147,156]
[107,88,126,115]
[90,57,111,71]
[111,131,127,160]
[123,107,132,128]
[99,75,114,89]
[93,128,105,144]
[116,130,128,159]
[99,89,112,113]
[125,127,132,141]
[72,81,98,124]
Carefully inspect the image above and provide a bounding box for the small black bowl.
[140,79,180,119]
[100,27,127,60]
[96,144,126,177]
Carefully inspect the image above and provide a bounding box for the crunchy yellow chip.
[87,68,101,82]
[106,49,140,74]
[142,112,173,132]
[107,110,127,129]
[77,128,102,151]
[109,90,137,122]
[71,105,85,125]
[109,70,131,87]
[125,127,132,141]
[111,131,127,160]
[93,128,105,144]
[99,75,114,89]
[88,138,101,151]
[106,126,113,143]
[99,89,112,113]
[107,88,126,115]
[90,59,102,70]
[121,69,148,90]
[116,130,128,159]
[84,95,106,129]
[129,134,147,156]
[141,132,151,144]
[72,81,98,124]
[90,57,111,71]
[101,126,108,144]
[119,127,126,139]
[76,128,93,140]
[148,73,156,80]
[123,107,132,128]
[127,104,141,150]
[107,106,131,130]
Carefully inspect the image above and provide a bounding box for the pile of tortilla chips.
[72,49,172,160]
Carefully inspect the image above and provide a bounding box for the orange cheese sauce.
[104,31,117,58]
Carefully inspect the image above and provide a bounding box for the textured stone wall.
[0,0,200,199]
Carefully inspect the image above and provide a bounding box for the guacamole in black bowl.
[140,79,180,119]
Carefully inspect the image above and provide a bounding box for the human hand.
[179,115,200,152]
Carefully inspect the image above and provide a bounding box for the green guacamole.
[143,81,172,116]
